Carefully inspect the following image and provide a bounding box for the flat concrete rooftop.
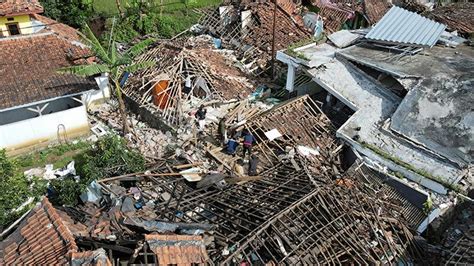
[280,43,470,193]
[338,45,474,168]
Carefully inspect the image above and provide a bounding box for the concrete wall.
[124,95,174,134]
[0,73,110,154]
[0,104,89,154]
[0,15,33,37]
[82,74,111,109]
[295,81,322,96]
[0,97,82,126]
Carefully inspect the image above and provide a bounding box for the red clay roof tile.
[0,32,97,110]
[145,234,209,265]
[71,248,113,266]
[0,0,43,17]
[0,197,78,265]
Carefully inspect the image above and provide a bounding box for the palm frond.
[123,61,155,74]
[110,41,118,64]
[113,56,133,68]
[57,64,110,77]
[79,24,112,65]
[125,38,156,58]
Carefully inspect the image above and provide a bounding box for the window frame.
[5,22,21,36]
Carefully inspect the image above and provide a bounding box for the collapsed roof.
[123,36,256,126]
[198,0,311,76]
[427,2,474,35]
[276,4,472,193]
[338,44,474,168]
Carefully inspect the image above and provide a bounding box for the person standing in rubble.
[195,105,207,131]
[248,154,259,176]
[242,129,255,159]
[218,117,227,145]
[226,137,239,156]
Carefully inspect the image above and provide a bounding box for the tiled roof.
[0,197,78,265]
[145,234,209,265]
[71,248,112,266]
[319,5,353,33]
[0,0,43,17]
[32,14,82,42]
[363,0,391,24]
[428,2,474,34]
[0,32,97,110]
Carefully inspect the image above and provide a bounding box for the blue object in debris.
[213,38,222,49]
[134,201,143,209]
[120,72,130,87]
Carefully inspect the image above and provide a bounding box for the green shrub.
[0,150,47,227]
[51,135,145,205]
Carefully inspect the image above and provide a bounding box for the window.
[6,23,20,36]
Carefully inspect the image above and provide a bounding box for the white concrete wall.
[0,105,89,152]
[82,73,111,110]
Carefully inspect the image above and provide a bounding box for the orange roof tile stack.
[0,0,43,17]
[71,249,113,266]
[0,198,78,265]
[145,234,209,265]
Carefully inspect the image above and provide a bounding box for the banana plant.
[58,24,155,134]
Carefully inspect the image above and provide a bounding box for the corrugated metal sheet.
[365,6,446,48]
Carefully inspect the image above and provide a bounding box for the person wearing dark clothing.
[195,105,207,130]
[248,154,259,176]
[242,132,255,158]
[226,138,239,155]
[218,117,227,145]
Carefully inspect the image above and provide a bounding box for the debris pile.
[123,35,258,126]
[427,2,474,35]
[92,102,172,160]
[440,202,474,264]
[2,2,473,265]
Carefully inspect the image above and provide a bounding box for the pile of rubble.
[91,102,173,160]
[2,1,473,265]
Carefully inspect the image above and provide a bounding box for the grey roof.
[365,6,446,48]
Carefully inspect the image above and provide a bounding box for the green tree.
[58,24,155,134]
[40,0,94,28]
[0,150,46,227]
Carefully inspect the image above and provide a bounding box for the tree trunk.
[115,0,124,17]
[114,81,130,135]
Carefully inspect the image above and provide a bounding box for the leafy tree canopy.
[40,0,94,28]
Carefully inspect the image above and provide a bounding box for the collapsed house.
[0,198,112,265]
[195,0,398,77]
[427,2,474,36]
[2,1,472,265]
[277,6,473,229]
[123,35,256,127]
[197,0,312,76]
[1,96,430,264]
